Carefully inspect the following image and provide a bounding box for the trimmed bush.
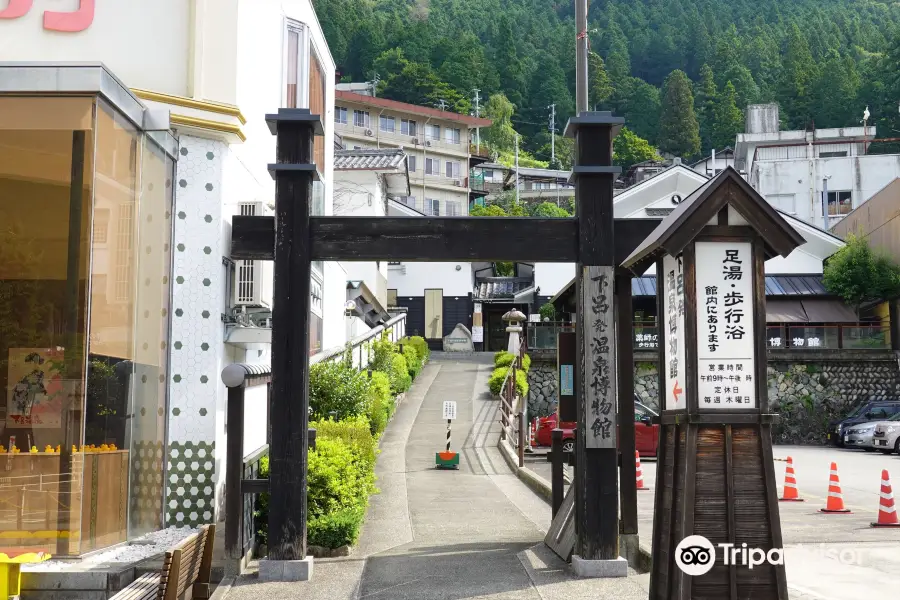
[370,332,396,373]
[366,371,394,435]
[307,437,375,519]
[399,336,430,362]
[494,351,531,371]
[389,353,412,393]
[311,416,378,474]
[488,366,529,396]
[402,345,422,378]
[309,360,370,421]
[308,506,365,548]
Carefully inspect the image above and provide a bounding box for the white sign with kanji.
[442,401,457,420]
[695,242,756,409]
[662,254,686,410]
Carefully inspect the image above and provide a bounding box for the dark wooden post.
[616,272,638,538]
[566,112,625,573]
[225,385,245,559]
[266,109,322,565]
[551,428,564,517]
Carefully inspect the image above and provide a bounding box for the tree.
[534,134,574,170]
[482,93,518,152]
[712,82,744,151]
[531,202,571,217]
[588,52,613,110]
[613,127,662,170]
[779,24,818,129]
[694,65,718,152]
[470,204,508,217]
[811,49,860,127]
[823,234,900,317]
[493,15,527,108]
[380,61,471,114]
[658,70,701,158]
[617,78,661,143]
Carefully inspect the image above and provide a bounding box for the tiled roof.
[334,148,406,171]
[628,274,827,297]
[474,277,533,300]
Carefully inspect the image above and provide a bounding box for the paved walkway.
[224,353,648,599]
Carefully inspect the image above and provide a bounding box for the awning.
[801,299,859,323]
[766,299,808,323]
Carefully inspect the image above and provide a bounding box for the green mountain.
[315,0,900,161]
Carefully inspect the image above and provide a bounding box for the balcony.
[334,120,468,155]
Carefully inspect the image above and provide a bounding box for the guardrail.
[498,336,527,467]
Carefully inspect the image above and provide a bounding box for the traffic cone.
[871,470,900,527]
[819,462,852,514]
[779,456,804,502]
[635,451,650,491]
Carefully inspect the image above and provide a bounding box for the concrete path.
[224,353,648,599]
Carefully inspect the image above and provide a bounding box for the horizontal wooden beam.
[230,216,660,263]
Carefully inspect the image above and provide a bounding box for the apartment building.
[334,88,491,216]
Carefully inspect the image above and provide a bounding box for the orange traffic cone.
[820,462,852,514]
[779,456,804,502]
[871,470,900,527]
[635,451,650,491]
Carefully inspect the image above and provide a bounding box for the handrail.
[310,312,407,366]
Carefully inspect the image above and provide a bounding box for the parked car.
[843,422,877,451]
[872,413,900,454]
[534,398,659,457]
[827,399,900,447]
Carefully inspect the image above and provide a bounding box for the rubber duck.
[44,445,53,453]
[30,446,38,454]
[55,445,61,453]
[0,445,6,453]
[109,444,117,451]
[100,444,109,452]
[12,446,20,454]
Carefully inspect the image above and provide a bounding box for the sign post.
[622,167,804,600]
[436,400,459,469]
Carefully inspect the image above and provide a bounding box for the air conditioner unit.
[453,180,462,187]
[234,202,273,308]
[425,140,432,147]
[365,129,374,136]
[412,138,420,145]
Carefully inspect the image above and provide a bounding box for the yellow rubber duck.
[0,445,6,453]
[56,445,61,453]
[30,446,38,454]
[72,445,78,454]
[12,446,20,454]
[100,444,109,452]
[44,445,53,453]
[109,444,117,451]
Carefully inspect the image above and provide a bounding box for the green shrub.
[366,371,394,435]
[309,360,371,421]
[488,366,529,396]
[539,302,557,322]
[494,351,531,371]
[311,416,378,474]
[254,455,270,546]
[307,437,375,519]
[399,336,430,362]
[370,332,396,373]
[308,506,365,548]
[402,345,422,378]
[389,353,412,393]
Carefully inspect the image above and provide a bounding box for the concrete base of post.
[258,556,314,582]
[570,555,628,578]
[619,534,645,570]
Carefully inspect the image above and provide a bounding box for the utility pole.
[371,72,380,98]
[549,103,557,165]
[515,133,520,206]
[473,88,482,152]
[575,0,589,113]
[437,99,448,112]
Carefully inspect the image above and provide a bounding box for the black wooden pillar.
[567,112,624,562]
[616,271,638,536]
[267,109,322,561]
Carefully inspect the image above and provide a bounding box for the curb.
[497,437,653,573]
[209,577,235,599]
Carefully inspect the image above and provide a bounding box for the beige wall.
[832,179,900,261]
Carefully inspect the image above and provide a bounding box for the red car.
[534,399,660,457]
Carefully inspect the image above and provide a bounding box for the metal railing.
[498,336,528,467]
[311,312,407,370]
[766,323,889,350]
[528,321,661,351]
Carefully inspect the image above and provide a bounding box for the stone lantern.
[503,308,530,453]
[503,309,527,358]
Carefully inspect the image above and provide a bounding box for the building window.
[335,107,347,124]
[445,161,460,179]
[92,208,110,244]
[425,198,440,216]
[444,127,461,144]
[820,151,848,158]
[402,119,417,137]
[387,289,398,306]
[405,195,417,209]
[446,200,461,216]
[284,19,326,172]
[354,110,370,128]
[408,155,417,172]
[380,115,396,133]
[425,158,439,175]
[827,190,852,216]
[426,124,441,140]
[483,168,494,179]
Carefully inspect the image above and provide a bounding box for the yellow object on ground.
[0,551,51,598]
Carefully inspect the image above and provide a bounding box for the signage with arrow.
[672,381,683,405]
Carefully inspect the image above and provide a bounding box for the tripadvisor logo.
[675,535,784,576]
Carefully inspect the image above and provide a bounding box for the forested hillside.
[314,0,900,165]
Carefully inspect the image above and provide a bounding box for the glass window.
[284,20,326,173]
[445,161,460,178]
[401,119,417,137]
[408,155,417,172]
[425,158,439,175]
[354,110,370,128]
[445,127,461,144]
[335,107,347,124]
[426,124,441,140]
[426,198,440,216]
[483,169,494,178]
[827,190,852,216]
[446,200,461,216]
[380,115,396,133]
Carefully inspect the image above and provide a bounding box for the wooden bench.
[110,524,215,600]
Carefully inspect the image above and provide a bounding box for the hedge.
[309,360,371,420]
[389,353,411,393]
[494,351,531,372]
[402,345,422,378]
[367,371,394,436]
[488,366,529,397]
[399,336,430,362]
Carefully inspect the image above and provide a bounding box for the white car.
[872,413,900,454]
[844,422,878,451]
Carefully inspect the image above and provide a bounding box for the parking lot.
[529,443,900,599]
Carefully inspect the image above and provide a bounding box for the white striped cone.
[635,451,649,491]
[872,469,900,527]
[820,462,851,513]
[780,456,804,502]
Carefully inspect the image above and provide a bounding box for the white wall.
[323,261,349,350]
[534,263,575,298]
[334,170,387,217]
[0,0,191,96]
[388,262,472,296]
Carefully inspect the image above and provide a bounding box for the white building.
[690,148,736,177]
[0,0,343,552]
[334,88,491,216]
[735,104,900,230]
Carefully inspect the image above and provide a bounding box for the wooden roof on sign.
[620,166,806,275]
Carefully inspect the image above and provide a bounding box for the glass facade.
[0,96,174,555]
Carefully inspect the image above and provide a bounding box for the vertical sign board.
[557,331,577,422]
[582,266,616,448]
[472,303,484,343]
[662,254,686,410]
[442,401,457,420]
[695,242,756,408]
